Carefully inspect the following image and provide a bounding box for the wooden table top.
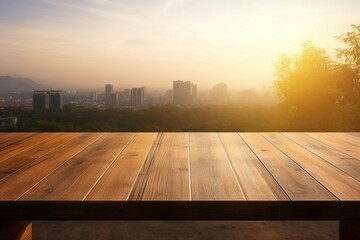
[0,132,360,220]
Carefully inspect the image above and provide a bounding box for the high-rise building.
[105,84,113,107]
[33,91,49,110]
[110,93,119,108]
[173,80,197,106]
[130,88,145,107]
[123,89,130,98]
[90,92,98,102]
[49,91,63,109]
[66,89,77,95]
[33,90,62,110]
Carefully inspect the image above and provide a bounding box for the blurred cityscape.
[0,79,278,111]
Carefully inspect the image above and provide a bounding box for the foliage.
[336,25,360,76]
[274,42,336,130]
[335,25,360,105]
[273,25,360,130]
[0,105,282,132]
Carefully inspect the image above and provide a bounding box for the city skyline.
[1,1,359,89]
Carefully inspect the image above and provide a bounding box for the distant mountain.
[0,76,45,93]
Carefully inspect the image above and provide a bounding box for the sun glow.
[0,0,359,89]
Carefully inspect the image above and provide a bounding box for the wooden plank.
[219,133,289,200]
[0,133,80,181]
[86,133,158,200]
[21,222,32,240]
[137,133,190,200]
[189,133,245,200]
[310,133,360,157]
[263,133,360,200]
[0,221,32,240]
[348,133,360,139]
[0,133,36,150]
[0,133,103,200]
[285,133,360,182]
[240,133,337,200]
[0,133,54,162]
[127,133,162,200]
[20,133,135,200]
[334,133,360,144]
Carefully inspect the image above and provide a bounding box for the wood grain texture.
[86,133,158,200]
[263,133,360,200]
[20,222,32,240]
[190,133,245,200]
[348,133,360,139]
[219,133,289,200]
[20,133,134,200]
[0,133,36,150]
[138,133,190,200]
[0,132,358,203]
[127,133,162,200]
[240,133,337,200]
[308,133,360,159]
[332,133,360,144]
[0,133,79,181]
[0,133,54,162]
[285,133,360,182]
[0,133,103,200]
[0,132,360,226]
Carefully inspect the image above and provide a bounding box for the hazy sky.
[0,0,359,90]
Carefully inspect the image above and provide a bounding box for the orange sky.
[0,0,359,90]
